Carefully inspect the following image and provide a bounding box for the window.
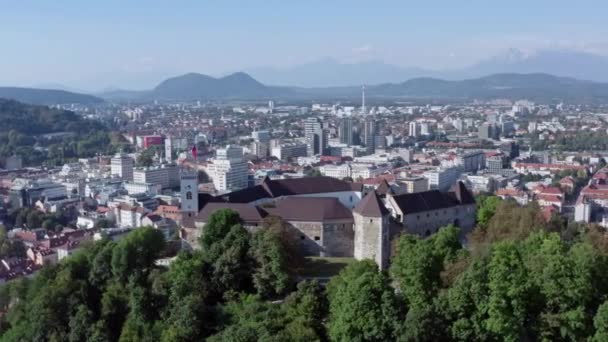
[417,215,420,220]
[314,236,320,241]
[300,235,305,240]
[186,191,192,200]
[370,219,373,223]
[350,195,353,202]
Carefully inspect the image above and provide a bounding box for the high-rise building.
[339,117,354,146]
[208,145,248,193]
[304,117,322,138]
[216,145,243,161]
[111,153,134,181]
[252,130,271,143]
[164,137,173,163]
[310,128,329,156]
[420,122,431,136]
[408,121,418,137]
[363,118,376,154]
[305,117,324,156]
[251,141,269,159]
[478,123,500,140]
[361,84,366,115]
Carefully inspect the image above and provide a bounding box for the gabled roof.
[196,203,267,224]
[264,197,353,222]
[215,176,363,204]
[391,182,474,215]
[375,179,395,196]
[354,192,389,217]
[261,176,362,198]
[450,181,475,205]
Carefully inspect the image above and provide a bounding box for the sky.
[2,0,608,90]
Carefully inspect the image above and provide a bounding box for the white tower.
[165,137,173,163]
[361,84,366,115]
[180,170,199,219]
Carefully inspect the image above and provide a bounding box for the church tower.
[353,191,390,270]
[180,170,199,219]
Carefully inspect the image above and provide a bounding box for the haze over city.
[3,0,608,90]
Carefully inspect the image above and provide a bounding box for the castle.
[180,175,475,270]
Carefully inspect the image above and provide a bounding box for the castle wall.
[288,220,354,257]
[353,213,389,270]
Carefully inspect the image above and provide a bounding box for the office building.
[111,153,134,181]
[401,177,428,193]
[271,142,308,160]
[252,130,271,143]
[207,145,248,193]
[423,166,463,192]
[408,121,418,137]
[363,118,376,154]
[133,164,180,189]
[339,117,354,146]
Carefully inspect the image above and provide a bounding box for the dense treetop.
[1,199,608,341]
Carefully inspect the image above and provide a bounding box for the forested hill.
[0,87,103,105]
[0,98,105,135]
[0,99,128,167]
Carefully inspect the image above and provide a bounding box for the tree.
[592,300,608,342]
[249,227,291,299]
[68,305,94,342]
[443,259,492,341]
[327,260,401,341]
[485,241,531,342]
[200,209,242,250]
[282,280,328,340]
[475,195,501,227]
[111,227,166,281]
[390,232,452,307]
[25,210,43,229]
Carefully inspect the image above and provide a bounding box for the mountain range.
[5,72,608,105]
[96,72,608,104]
[246,49,608,87]
[5,48,608,104]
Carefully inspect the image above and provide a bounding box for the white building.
[423,166,463,192]
[320,164,352,179]
[133,164,179,189]
[408,121,418,137]
[110,153,134,181]
[207,145,248,193]
[400,177,428,193]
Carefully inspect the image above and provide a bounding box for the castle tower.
[353,191,390,270]
[180,170,199,219]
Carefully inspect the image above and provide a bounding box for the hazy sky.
[2,0,608,89]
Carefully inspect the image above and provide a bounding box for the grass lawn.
[296,256,355,278]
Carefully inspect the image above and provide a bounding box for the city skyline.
[3,0,608,89]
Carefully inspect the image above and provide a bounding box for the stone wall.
[323,222,354,257]
[288,220,354,257]
[400,204,476,237]
[353,213,389,270]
